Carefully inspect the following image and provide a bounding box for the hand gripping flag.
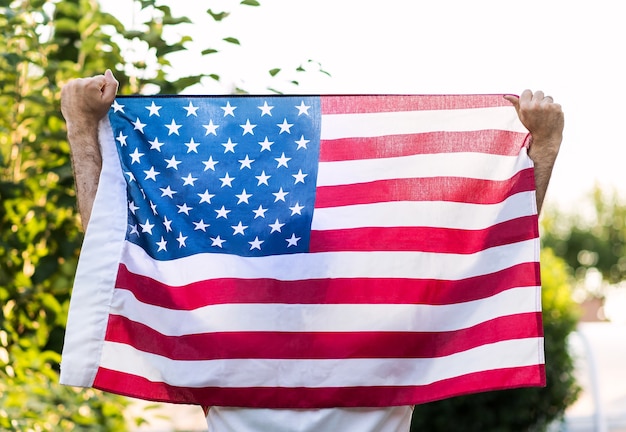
[60,94,545,408]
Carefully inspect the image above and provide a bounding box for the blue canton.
[108,96,321,260]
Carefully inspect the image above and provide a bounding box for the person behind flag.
[60,70,564,432]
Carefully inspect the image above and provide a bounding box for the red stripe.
[93,364,545,408]
[105,312,543,361]
[115,261,540,309]
[319,130,528,161]
[310,215,538,253]
[321,94,516,114]
[314,168,535,208]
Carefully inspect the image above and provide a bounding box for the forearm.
[528,136,560,214]
[67,122,102,231]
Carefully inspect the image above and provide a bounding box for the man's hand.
[504,90,564,212]
[61,69,119,129]
[61,70,119,230]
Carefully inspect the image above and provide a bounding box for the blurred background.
[1,0,624,430]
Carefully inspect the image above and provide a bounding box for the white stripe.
[99,337,544,388]
[311,191,537,231]
[320,106,528,140]
[60,119,128,388]
[316,151,531,187]
[111,286,540,335]
[121,238,538,286]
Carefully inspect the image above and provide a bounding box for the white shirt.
[206,406,413,432]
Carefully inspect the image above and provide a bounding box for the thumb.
[102,69,119,103]
[503,94,520,110]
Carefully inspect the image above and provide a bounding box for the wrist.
[527,136,561,164]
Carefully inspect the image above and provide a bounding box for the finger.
[519,89,533,104]
[532,90,545,102]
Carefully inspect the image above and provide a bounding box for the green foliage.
[1,1,132,429]
[411,249,580,432]
[542,186,626,288]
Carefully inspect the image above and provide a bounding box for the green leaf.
[223,37,241,45]
[207,9,230,21]
[269,68,281,77]
[201,48,219,55]
[241,0,261,6]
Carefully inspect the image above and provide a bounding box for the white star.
[221,101,236,117]
[139,218,155,234]
[128,201,139,214]
[253,205,268,219]
[202,156,218,171]
[210,235,226,248]
[292,169,308,184]
[286,233,301,247]
[222,138,237,153]
[148,137,164,151]
[219,172,235,187]
[240,119,257,135]
[197,189,215,204]
[258,101,274,116]
[255,171,271,186]
[295,101,311,116]
[295,135,310,150]
[165,155,181,170]
[159,185,177,198]
[129,148,144,164]
[258,137,274,152]
[235,189,252,204]
[238,155,254,169]
[215,206,230,219]
[132,117,147,133]
[144,166,160,181]
[193,219,210,232]
[156,236,167,252]
[185,137,200,153]
[182,173,198,186]
[289,202,305,215]
[231,221,248,236]
[177,203,193,215]
[116,131,128,146]
[184,101,199,116]
[112,100,125,113]
[249,236,264,250]
[145,101,161,116]
[277,118,293,134]
[275,152,291,168]
[165,119,182,136]
[176,232,188,247]
[124,171,135,182]
[129,224,139,236]
[202,119,219,136]
[269,219,285,233]
[272,187,289,202]
[150,200,158,215]
[163,215,173,232]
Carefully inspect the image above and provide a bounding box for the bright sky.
[103,0,626,211]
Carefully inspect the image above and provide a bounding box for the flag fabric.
[60,94,545,409]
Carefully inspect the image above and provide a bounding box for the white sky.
[103,0,626,211]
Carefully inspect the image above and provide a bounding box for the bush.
[410,248,581,431]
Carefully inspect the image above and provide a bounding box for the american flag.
[60,94,545,408]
